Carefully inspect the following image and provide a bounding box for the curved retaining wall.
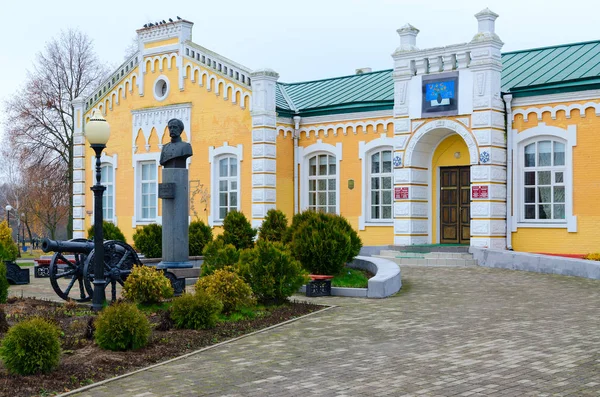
[470,247,600,280]
[300,256,402,298]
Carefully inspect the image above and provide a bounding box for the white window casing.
[298,140,342,214]
[512,123,577,232]
[90,153,117,226]
[132,152,161,227]
[358,135,396,230]
[208,143,243,226]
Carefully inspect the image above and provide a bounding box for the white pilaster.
[250,69,279,228]
[71,97,87,239]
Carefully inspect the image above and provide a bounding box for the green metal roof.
[501,40,600,95]
[277,40,600,116]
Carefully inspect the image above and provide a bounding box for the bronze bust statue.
[160,118,193,168]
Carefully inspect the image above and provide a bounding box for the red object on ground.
[536,253,586,259]
[308,275,334,280]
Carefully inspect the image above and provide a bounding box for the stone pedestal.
[158,168,192,268]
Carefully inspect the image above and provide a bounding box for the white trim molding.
[132,152,161,227]
[297,140,343,214]
[208,143,243,226]
[90,153,118,225]
[512,123,577,232]
[358,134,396,230]
[132,103,192,155]
[513,101,600,122]
[511,91,600,108]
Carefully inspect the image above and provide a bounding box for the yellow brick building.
[72,9,600,255]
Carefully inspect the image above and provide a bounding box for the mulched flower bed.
[0,297,325,397]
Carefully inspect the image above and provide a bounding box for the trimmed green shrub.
[87,221,126,242]
[201,239,240,276]
[189,220,213,256]
[170,290,223,330]
[132,223,162,258]
[94,302,150,351]
[329,214,362,263]
[196,269,255,313]
[282,210,319,245]
[290,212,356,275]
[0,318,61,375]
[123,265,174,305]
[238,240,309,304]
[258,209,289,243]
[0,220,18,262]
[220,210,256,250]
[0,261,8,304]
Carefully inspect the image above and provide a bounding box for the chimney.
[396,24,419,52]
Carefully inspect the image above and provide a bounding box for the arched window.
[140,161,158,220]
[368,149,393,221]
[100,164,114,221]
[522,140,565,221]
[217,155,238,220]
[307,153,336,213]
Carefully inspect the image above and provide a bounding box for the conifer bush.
[196,268,255,313]
[0,220,18,262]
[0,318,61,375]
[86,221,126,242]
[170,290,223,330]
[283,210,319,245]
[94,302,150,351]
[258,209,289,243]
[132,223,162,258]
[238,240,309,304]
[201,239,240,276]
[189,220,213,256]
[220,210,256,250]
[123,265,174,305]
[290,211,359,275]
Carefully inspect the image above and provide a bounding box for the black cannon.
[41,238,141,302]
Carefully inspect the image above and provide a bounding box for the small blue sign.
[425,81,455,104]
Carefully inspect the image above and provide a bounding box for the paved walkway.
[12,266,600,396]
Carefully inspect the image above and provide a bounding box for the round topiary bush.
[196,268,255,313]
[238,240,309,304]
[201,239,240,276]
[329,214,362,263]
[0,261,8,304]
[94,302,151,351]
[0,221,18,262]
[132,223,162,258]
[258,209,289,243]
[87,221,126,242]
[0,318,61,375]
[123,265,174,305]
[189,220,213,256]
[290,212,353,275]
[220,210,256,250]
[283,210,319,245]
[170,290,223,330]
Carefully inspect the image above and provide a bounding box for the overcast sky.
[0,0,598,142]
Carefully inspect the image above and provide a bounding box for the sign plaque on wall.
[472,185,489,199]
[394,187,409,200]
[421,72,459,117]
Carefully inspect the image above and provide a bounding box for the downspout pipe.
[502,93,514,250]
[293,115,301,214]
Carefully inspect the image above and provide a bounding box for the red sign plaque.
[472,185,489,199]
[395,187,409,200]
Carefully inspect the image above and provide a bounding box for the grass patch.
[16,262,35,267]
[136,301,172,313]
[218,305,270,322]
[331,268,371,288]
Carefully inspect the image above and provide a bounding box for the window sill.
[364,222,394,227]
[515,222,567,229]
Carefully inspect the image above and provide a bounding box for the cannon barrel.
[41,238,95,254]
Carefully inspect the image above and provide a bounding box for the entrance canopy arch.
[404,119,479,167]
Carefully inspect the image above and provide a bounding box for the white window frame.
[132,152,161,227]
[298,140,342,214]
[513,123,577,232]
[90,153,117,226]
[358,135,396,230]
[208,143,243,226]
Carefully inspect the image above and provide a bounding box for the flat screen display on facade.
[421,72,459,117]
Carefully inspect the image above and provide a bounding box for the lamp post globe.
[85,110,111,312]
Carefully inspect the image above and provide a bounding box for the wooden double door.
[440,166,470,244]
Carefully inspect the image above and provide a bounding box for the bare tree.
[3,29,108,238]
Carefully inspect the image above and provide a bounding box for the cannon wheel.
[84,240,142,302]
[49,238,93,302]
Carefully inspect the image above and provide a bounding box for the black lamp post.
[85,110,111,312]
[21,213,25,251]
[5,205,12,227]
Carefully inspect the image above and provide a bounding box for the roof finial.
[396,23,419,52]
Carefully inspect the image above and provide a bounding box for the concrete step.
[373,253,478,267]
[388,245,470,253]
